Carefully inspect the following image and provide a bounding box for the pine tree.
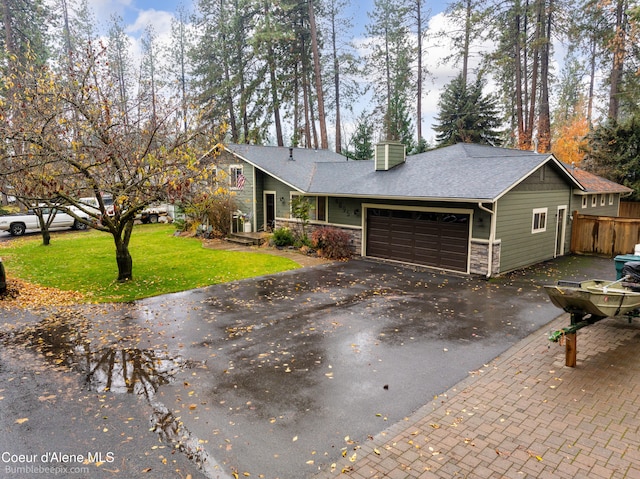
[583,115,640,199]
[433,74,503,146]
[346,111,375,160]
[365,0,415,148]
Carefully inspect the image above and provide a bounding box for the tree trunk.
[2,0,14,55]
[608,0,626,121]
[525,0,544,151]
[416,0,425,145]
[587,37,596,126]
[461,0,471,87]
[267,44,284,147]
[114,221,134,282]
[537,0,552,153]
[308,0,328,149]
[331,9,342,153]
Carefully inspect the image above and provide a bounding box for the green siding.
[496,189,570,272]
[573,193,621,217]
[375,142,405,170]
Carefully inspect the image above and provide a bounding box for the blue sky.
[99,0,451,37]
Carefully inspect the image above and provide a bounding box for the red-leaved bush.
[311,227,352,259]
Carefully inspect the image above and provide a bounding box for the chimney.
[289,147,294,161]
[375,142,406,171]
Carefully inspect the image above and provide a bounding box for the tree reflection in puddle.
[3,311,220,476]
[6,312,185,397]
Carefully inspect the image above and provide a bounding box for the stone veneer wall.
[470,240,501,276]
[275,219,362,255]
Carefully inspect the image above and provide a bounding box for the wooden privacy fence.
[619,201,640,218]
[571,212,640,257]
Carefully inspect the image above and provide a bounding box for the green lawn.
[1,224,299,303]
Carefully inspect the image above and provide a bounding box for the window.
[532,208,547,233]
[289,194,327,222]
[230,166,245,189]
[582,196,588,208]
[600,194,605,206]
[609,194,614,205]
[591,195,597,207]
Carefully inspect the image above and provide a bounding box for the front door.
[555,206,567,257]
[264,192,276,231]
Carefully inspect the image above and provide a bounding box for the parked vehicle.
[140,204,172,224]
[77,195,115,217]
[0,207,89,236]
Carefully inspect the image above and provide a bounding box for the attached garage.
[365,207,471,272]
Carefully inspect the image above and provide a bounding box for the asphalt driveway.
[0,254,616,479]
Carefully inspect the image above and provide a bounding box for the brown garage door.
[366,208,469,272]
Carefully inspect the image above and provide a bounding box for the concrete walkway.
[315,313,640,479]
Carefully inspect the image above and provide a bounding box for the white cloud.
[126,9,175,37]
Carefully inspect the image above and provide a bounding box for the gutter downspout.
[478,202,496,278]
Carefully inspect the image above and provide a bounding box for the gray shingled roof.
[224,143,581,201]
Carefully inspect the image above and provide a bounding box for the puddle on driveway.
[0,311,223,478]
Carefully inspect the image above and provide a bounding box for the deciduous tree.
[0,46,219,281]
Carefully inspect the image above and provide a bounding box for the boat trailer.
[547,275,640,367]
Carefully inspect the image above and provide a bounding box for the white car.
[0,207,89,236]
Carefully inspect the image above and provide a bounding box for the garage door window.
[532,208,547,233]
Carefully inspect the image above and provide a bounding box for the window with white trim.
[230,165,244,189]
[582,196,588,208]
[591,195,597,207]
[600,194,605,206]
[609,194,614,205]
[532,208,547,234]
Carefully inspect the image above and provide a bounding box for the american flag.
[236,173,246,190]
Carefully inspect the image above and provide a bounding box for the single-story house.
[211,142,632,277]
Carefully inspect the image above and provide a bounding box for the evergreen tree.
[365,0,415,148]
[433,74,503,146]
[1,0,50,65]
[346,111,375,160]
[582,115,640,199]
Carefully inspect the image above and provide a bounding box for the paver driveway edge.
[314,312,640,479]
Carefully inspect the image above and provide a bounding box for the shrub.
[272,227,295,247]
[311,227,352,259]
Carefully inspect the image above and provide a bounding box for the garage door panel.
[366,208,469,272]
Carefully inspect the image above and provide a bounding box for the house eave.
[302,192,497,204]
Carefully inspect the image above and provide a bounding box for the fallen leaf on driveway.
[15,418,28,424]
